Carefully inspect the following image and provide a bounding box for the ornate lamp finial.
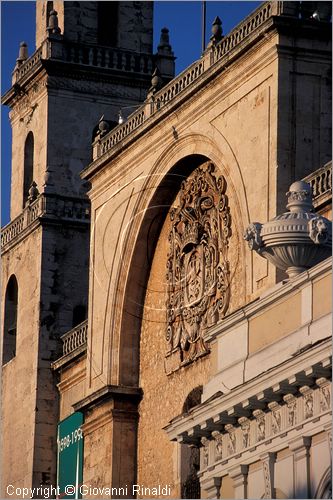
[158,27,171,51]
[210,16,223,44]
[98,115,110,136]
[28,181,39,204]
[17,42,28,64]
[150,67,162,93]
[47,10,61,35]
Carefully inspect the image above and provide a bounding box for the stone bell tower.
[1,1,174,493]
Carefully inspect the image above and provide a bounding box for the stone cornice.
[164,337,331,442]
[73,384,143,413]
[56,366,86,392]
[200,415,329,483]
[81,406,139,436]
[51,345,87,371]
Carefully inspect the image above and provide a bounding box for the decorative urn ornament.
[244,180,332,279]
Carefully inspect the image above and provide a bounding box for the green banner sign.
[57,412,83,499]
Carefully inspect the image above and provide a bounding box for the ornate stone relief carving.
[239,417,250,449]
[309,216,330,244]
[261,452,276,499]
[225,424,236,455]
[212,430,223,460]
[300,386,314,419]
[253,409,266,441]
[268,401,281,434]
[201,437,209,468]
[166,162,231,367]
[317,378,331,411]
[284,394,297,427]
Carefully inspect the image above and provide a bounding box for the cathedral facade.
[1,2,332,499]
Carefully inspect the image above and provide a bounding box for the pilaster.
[289,436,311,499]
[260,452,276,499]
[201,476,222,499]
[229,464,249,499]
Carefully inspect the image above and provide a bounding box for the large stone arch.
[108,133,250,386]
[315,466,332,499]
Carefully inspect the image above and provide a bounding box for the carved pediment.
[165,161,231,371]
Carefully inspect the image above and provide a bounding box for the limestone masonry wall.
[1,228,42,492]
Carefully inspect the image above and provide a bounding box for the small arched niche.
[23,132,34,207]
[3,275,18,365]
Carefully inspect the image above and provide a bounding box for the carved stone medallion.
[166,162,231,367]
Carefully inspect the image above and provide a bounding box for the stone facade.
[1,2,332,499]
[1,0,168,494]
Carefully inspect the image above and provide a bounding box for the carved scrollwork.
[166,162,231,365]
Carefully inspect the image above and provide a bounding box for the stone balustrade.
[63,42,154,75]
[1,196,43,248]
[303,161,332,204]
[14,47,43,82]
[99,57,205,156]
[10,1,329,164]
[100,109,145,155]
[61,320,88,356]
[154,59,205,109]
[211,2,272,65]
[1,213,25,247]
[1,193,90,252]
[12,38,154,87]
[97,0,315,160]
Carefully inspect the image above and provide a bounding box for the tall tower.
[1,1,174,492]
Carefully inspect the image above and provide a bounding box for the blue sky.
[1,1,260,225]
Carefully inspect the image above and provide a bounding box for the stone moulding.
[244,180,332,279]
[165,162,231,372]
